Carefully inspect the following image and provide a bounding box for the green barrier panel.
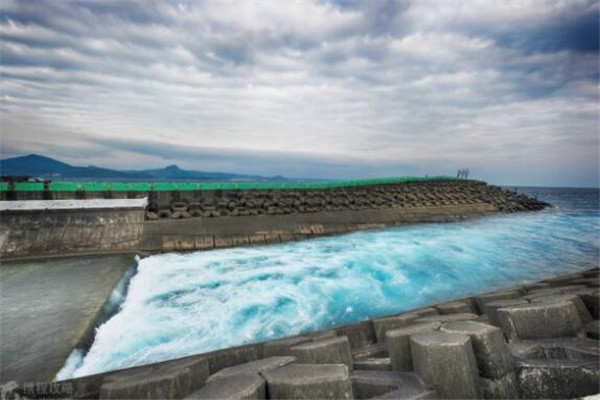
[131,183,152,191]
[1,176,459,192]
[15,182,45,191]
[49,182,77,191]
[81,182,108,191]
[152,182,175,191]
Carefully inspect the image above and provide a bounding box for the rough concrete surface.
[0,254,135,383]
[100,357,208,400]
[0,208,145,258]
[262,364,353,400]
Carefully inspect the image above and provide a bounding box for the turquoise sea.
[57,187,599,379]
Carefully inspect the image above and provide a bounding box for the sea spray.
[59,188,599,379]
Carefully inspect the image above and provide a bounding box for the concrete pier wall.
[0,202,146,259]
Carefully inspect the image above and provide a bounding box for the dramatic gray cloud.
[1,0,598,186]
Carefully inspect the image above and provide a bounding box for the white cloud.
[0,0,597,186]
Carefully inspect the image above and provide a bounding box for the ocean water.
[57,187,599,380]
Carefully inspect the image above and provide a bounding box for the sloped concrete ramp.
[0,254,135,383]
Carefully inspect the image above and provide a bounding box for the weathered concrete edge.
[57,266,598,399]
[0,207,146,260]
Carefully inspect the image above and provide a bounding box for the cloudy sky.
[1,1,598,186]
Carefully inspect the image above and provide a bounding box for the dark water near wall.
[58,187,599,379]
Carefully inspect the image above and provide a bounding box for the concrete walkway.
[0,254,135,383]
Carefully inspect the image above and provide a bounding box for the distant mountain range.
[0,154,290,182]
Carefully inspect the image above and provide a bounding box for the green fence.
[4,176,457,192]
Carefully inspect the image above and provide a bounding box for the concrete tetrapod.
[99,357,209,399]
[572,289,600,319]
[263,336,310,357]
[410,331,481,399]
[290,336,353,370]
[440,321,513,379]
[531,294,593,323]
[373,308,438,343]
[435,299,478,315]
[385,322,441,372]
[497,301,583,341]
[482,299,529,327]
[351,343,387,361]
[206,356,296,382]
[414,313,478,325]
[350,370,433,399]
[262,364,353,400]
[515,358,600,399]
[474,290,522,313]
[184,375,265,400]
[353,358,392,371]
[478,373,519,400]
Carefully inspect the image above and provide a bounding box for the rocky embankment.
[53,267,599,400]
[146,181,549,220]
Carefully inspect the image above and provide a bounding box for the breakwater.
[51,267,599,400]
[138,180,548,254]
[0,180,549,257]
[0,179,548,218]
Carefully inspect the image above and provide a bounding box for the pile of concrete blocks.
[62,267,598,399]
[143,181,550,220]
[374,267,599,399]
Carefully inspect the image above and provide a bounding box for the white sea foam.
[58,189,599,379]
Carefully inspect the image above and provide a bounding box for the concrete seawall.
[0,181,549,258]
[139,180,548,254]
[52,267,599,400]
[141,203,498,254]
[0,200,146,259]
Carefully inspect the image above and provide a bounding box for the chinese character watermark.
[1,381,73,400]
